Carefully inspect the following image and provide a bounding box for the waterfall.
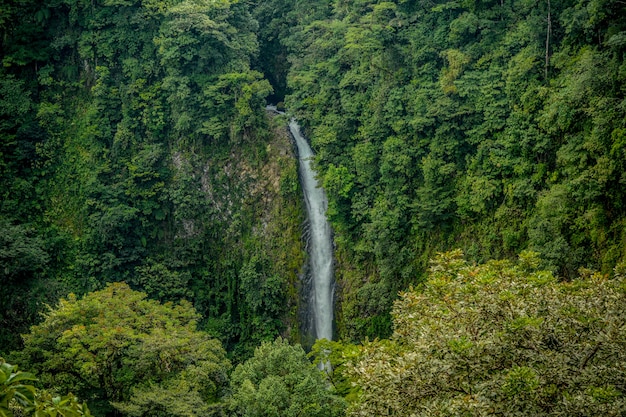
[266,105,334,341]
[288,119,334,341]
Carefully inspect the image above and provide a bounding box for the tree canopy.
[229,338,346,417]
[15,283,231,417]
[345,251,626,416]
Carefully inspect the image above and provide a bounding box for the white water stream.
[288,118,334,341]
[266,105,334,341]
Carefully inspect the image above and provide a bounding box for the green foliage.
[0,360,37,416]
[280,0,626,342]
[346,251,626,416]
[130,260,192,301]
[0,359,92,417]
[0,0,304,358]
[16,283,231,416]
[30,391,93,417]
[229,338,346,417]
[239,255,286,336]
[0,218,48,283]
[3,0,626,379]
[308,339,360,400]
[0,217,55,351]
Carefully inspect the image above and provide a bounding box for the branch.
[579,343,601,370]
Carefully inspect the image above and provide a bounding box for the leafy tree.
[228,338,346,417]
[0,218,48,284]
[308,339,360,399]
[16,283,231,417]
[1,360,37,416]
[30,391,93,417]
[1,359,92,417]
[0,217,52,353]
[346,250,626,416]
[238,255,287,345]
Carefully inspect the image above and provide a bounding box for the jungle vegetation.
[1,0,625,414]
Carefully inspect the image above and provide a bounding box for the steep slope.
[275,0,626,340]
[0,0,305,358]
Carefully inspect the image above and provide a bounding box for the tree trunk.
[545,0,551,80]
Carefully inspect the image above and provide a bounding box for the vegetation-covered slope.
[0,0,304,358]
[257,0,626,340]
[2,0,626,414]
[0,0,626,355]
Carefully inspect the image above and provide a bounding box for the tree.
[228,338,346,417]
[346,250,626,416]
[1,359,92,417]
[16,283,231,417]
[1,360,36,416]
[30,391,93,417]
[0,218,49,282]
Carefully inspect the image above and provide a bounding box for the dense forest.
[0,0,306,360]
[276,0,626,340]
[1,0,626,415]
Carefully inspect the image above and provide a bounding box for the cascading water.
[288,119,334,341]
[266,105,334,342]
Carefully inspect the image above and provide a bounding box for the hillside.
[1,0,626,414]
[262,0,626,340]
[0,0,304,358]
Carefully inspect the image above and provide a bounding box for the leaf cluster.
[1,359,92,417]
[15,283,231,417]
[346,251,626,416]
